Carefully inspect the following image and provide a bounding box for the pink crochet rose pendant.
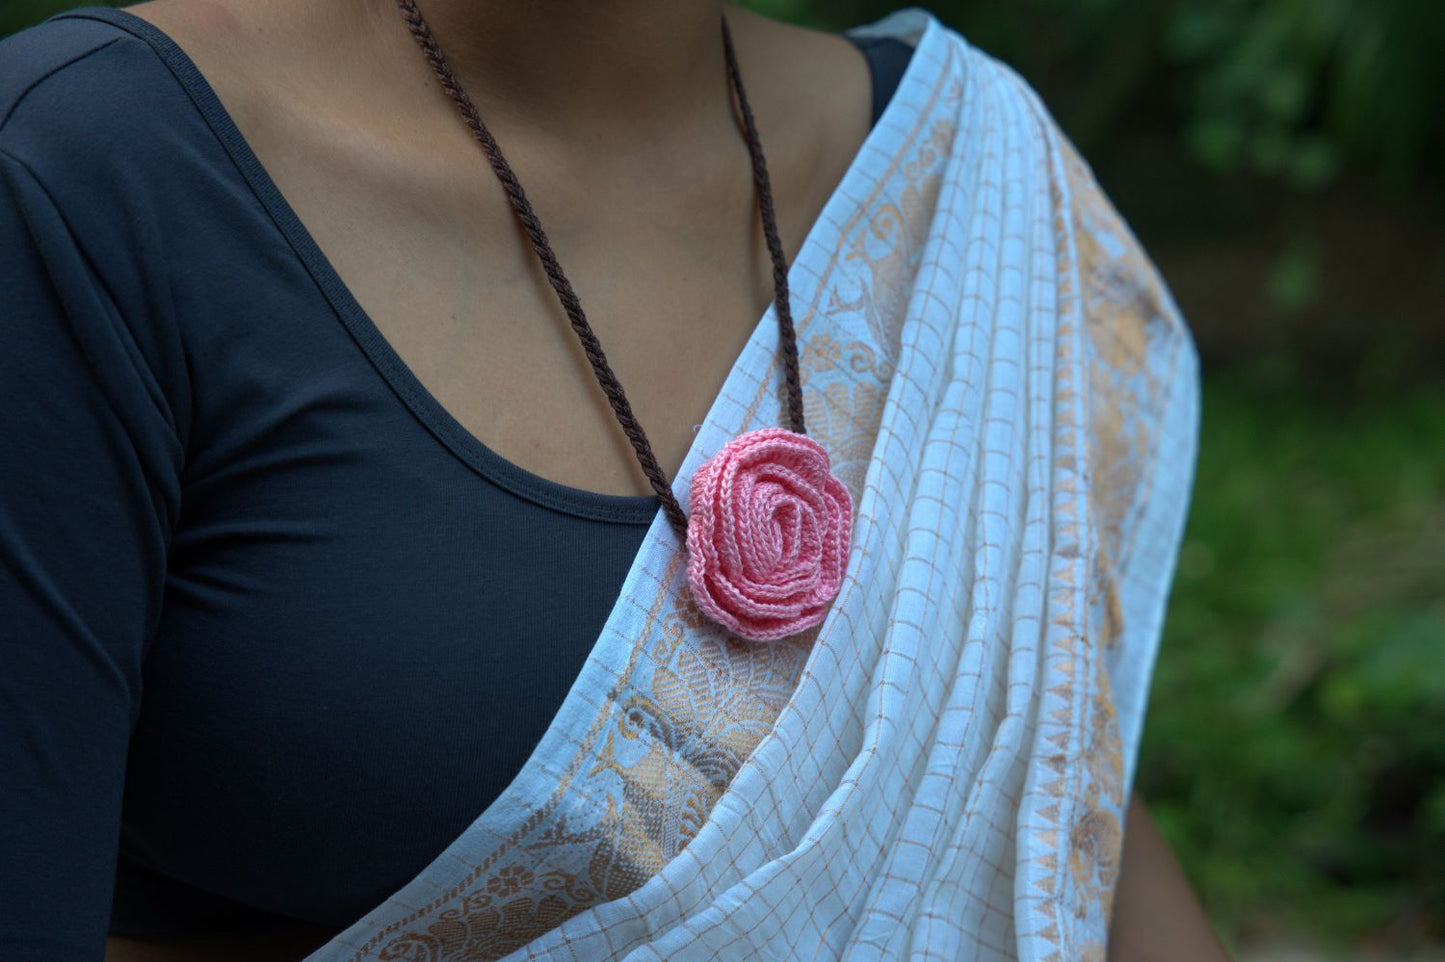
[685,427,853,642]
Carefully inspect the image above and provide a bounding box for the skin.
[102,1,1230,958]
[124,0,873,505]
[1110,792,1234,962]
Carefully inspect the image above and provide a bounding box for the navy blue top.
[0,7,913,957]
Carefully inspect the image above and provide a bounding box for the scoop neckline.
[49,5,914,526]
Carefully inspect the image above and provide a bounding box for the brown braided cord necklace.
[394,1,852,642]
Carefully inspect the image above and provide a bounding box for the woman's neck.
[123,0,869,221]
[354,0,736,149]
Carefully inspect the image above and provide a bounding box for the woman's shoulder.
[0,8,288,411]
[0,8,130,107]
[0,6,270,299]
[0,6,223,192]
[2,10,158,137]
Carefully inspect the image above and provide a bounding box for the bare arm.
[1108,791,1233,962]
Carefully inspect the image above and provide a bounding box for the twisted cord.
[394,0,803,537]
[720,17,806,437]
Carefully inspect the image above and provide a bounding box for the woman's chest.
[128,419,654,925]
[285,163,785,499]
[216,59,828,501]
[135,0,869,502]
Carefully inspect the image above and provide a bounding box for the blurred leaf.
[1285,136,1342,190]
[1141,369,1445,947]
[1186,116,1246,170]
[1266,236,1324,311]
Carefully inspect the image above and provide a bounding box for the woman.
[0,0,1228,959]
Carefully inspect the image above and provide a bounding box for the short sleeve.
[0,147,185,959]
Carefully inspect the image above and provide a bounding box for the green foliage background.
[4,0,1441,956]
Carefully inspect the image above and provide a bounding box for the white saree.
[308,8,1200,960]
